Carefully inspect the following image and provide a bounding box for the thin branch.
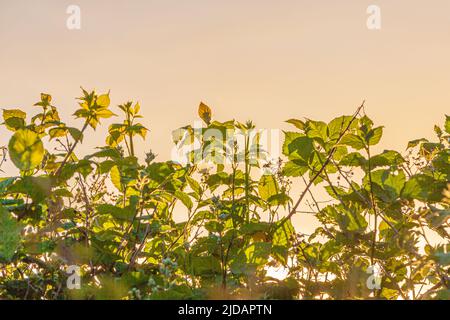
[283,101,365,223]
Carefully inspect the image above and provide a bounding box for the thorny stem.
[276,101,365,230]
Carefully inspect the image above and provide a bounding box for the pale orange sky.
[1,1,449,233]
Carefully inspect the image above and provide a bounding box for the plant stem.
[244,133,250,222]
[54,118,90,177]
[367,146,378,266]
[283,101,365,223]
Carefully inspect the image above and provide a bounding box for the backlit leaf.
[0,206,22,262]
[8,129,44,171]
[198,102,212,125]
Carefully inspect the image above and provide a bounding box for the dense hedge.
[0,89,448,299]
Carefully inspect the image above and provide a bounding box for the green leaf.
[110,165,123,191]
[323,204,367,233]
[339,152,367,167]
[343,209,368,232]
[3,109,26,131]
[245,242,271,266]
[402,174,446,202]
[174,190,193,210]
[186,176,201,195]
[150,284,199,300]
[282,160,308,177]
[380,288,399,300]
[267,193,291,206]
[305,120,328,143]
[286,119,305,131]
[88,147,122,160]
[340,134,366,150]
[426,207,450,229]
[273,220,295,247]
[370,150,405,168]
[190,256,221,276]
[98,160,116,174]
[368,169,406,200]
[0,177,18,194]
[76,159,94,178]
[49,127,68,139]
[7,176,52,203]
[3,109,26,121]
[53,188,73,198]
[433,250,450,266]
[0,206,22,262]
[420,142,442,155]
[204,220,224,233]
[58,163,78,182]
[8,129,45,171]
[366,126,383,145]
[96,204,134,222]
[445,115,450,134]
[4,117,26,131]
[258,174,279,202]
[240,222,271,235]
[272,220,295,264]
[407,138,428,149]
[68,127,83,142]
[283,132,313,161]
[128,124,148,139]
[327,115,353,141]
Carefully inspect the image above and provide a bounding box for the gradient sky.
[1,1,449,234]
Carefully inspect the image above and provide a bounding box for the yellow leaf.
[252,231,268,242]
[110,165,123,191]
[133,102,140,115]
[8,129,44,171]
[198,102,212,125]
[96,109,116,119]
[3,109,26,121]
[97,94,110,108]
[40,93,52,103]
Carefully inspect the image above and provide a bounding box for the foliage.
[0,90,448,300]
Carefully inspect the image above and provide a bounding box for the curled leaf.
[198,102,212,125]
